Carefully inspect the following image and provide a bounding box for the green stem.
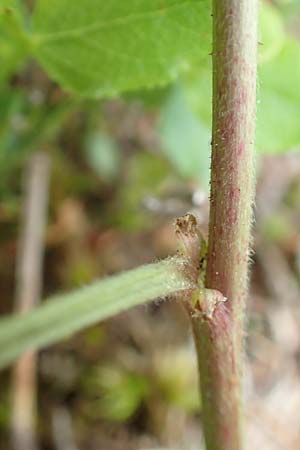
[0,257,192,370]
[193,1,258,449]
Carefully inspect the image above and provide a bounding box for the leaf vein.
[36,0,202,43]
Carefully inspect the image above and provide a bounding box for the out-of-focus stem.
[12,152,51,450]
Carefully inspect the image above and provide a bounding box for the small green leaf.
[0,257,192,370]
[32,0,210,97]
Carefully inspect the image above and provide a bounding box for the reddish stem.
[192,1,258,449]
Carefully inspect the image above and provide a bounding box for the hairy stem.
[193,1,258,449]
[191,303,238,449]
[208,0,257,360]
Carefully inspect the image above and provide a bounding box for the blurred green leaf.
[262,213,292,243]
[32,0,210,97]
[83,366,149,421]
[62,254,98,289]
[0,0,31,81]
[159,85,210,187]
[259,2,285,63]
[257,38,300,153]
[154,348,200,412]
[257,5,300,152]
[259,38,300,104]
[276,0,300,21]
[115,152,170,231]
[180,34,300,154]
[177,2,300,154]
[0,88,76,189]
[84,132,121,182]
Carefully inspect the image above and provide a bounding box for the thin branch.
[12,152,51,450]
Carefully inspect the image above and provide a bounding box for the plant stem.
[12,153,50,450]
[209,0,257,358]
[193,1,258,449]
[0,257,193,371]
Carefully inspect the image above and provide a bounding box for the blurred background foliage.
[0,1,300,449]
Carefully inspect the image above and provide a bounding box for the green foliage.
[257,38,300,153]
[174,2,300,157]
[1,0,299,158]
[0,389,10,430]
[0,0,300,380]
[84,131,121,182]
[0,0,31,81]
[153,347,200,412]
[0,257,192,370]
[115,152,171,231]
[277,0,300,19]
[0,88,72,155]
[31,0,210,97]
[62,254,98,288]
[82,365,149,421]
[159,85,210,187]
[258,1,285,63]
[261,213,292,243]
[0,87,74,190]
